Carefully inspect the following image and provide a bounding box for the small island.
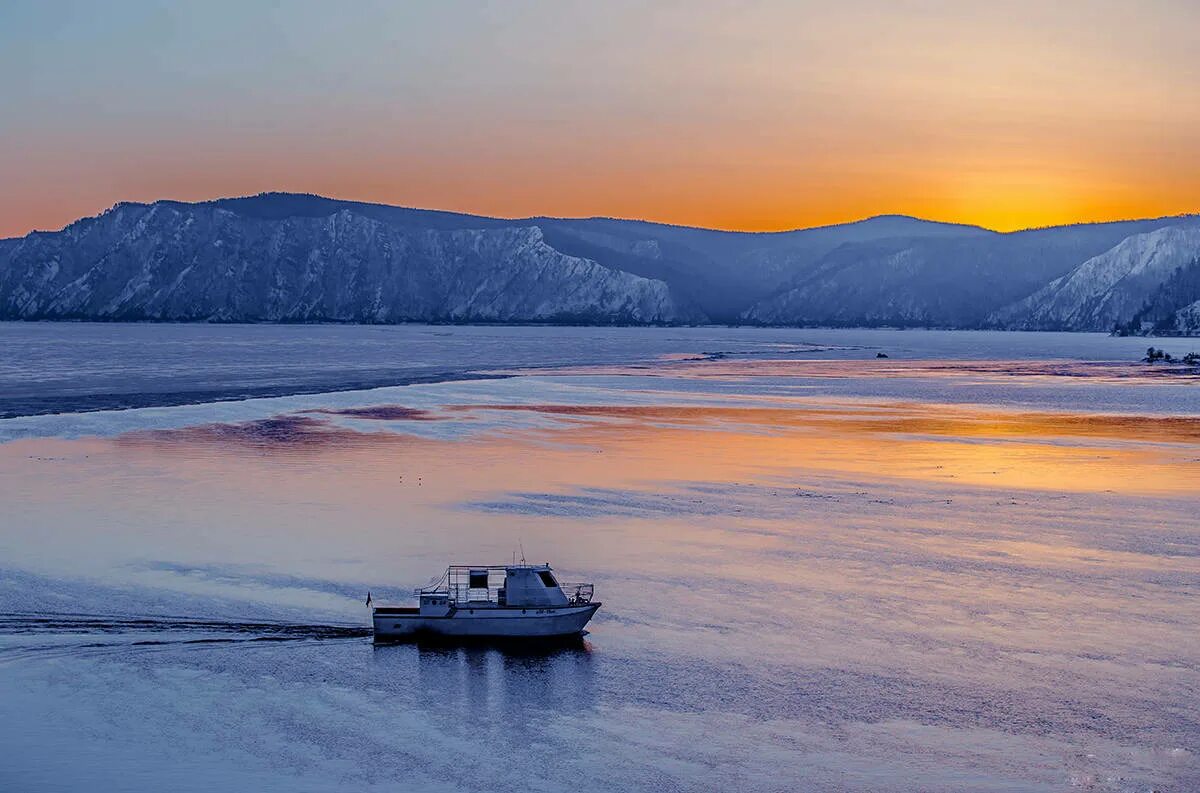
[1143,346,1200,365]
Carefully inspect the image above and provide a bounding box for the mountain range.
[2,192,1198,333]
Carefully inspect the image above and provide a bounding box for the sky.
[1,0,1198,237]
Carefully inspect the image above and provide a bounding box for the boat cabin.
[416,564,593,616]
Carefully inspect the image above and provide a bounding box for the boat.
[372,563,600,643]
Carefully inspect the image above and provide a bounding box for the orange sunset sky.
[2,1,1198,238]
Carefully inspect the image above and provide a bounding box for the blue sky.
[2,0,1198,235]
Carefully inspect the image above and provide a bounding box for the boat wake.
[0,612,371,664]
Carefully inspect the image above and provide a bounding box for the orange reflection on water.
[433,402,1200,496]
[98,399,1200,498]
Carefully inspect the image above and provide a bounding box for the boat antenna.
[519,540,526,565]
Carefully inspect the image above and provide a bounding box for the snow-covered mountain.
[992,225,1200,331]
[2,193,1198,331]
[742,218,1197,327]
[0,201,698,324]
[0,195,995,325]
[1111,254,1200,336]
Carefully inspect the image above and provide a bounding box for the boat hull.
[372,603,600,642]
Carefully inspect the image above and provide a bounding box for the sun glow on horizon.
[2,1,1198,238]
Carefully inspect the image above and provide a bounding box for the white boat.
[372,563,600,642]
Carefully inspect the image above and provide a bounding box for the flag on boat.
[365,591,372,606]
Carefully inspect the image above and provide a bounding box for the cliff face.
[1111,254,1200,336]
[991,226,1200,331]
[1169,300,1200,334]
[0,203,697,324]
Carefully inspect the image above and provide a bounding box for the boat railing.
[559,582,594,605]
[413,568,594,606]
[413,583,501,602]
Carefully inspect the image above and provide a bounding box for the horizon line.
[8,190,1200,241]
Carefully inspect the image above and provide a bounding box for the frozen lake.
[1,323,1198,791]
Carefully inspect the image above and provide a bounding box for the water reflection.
[373,640,598,728]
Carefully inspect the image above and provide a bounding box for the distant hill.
[747,218,1199,328]
[2,192,1198,332]
[990,225,1200,331]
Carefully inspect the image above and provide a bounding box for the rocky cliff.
[0,202,697,324]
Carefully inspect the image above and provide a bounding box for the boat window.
[537,570,557,588]
[469,570,488,589]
